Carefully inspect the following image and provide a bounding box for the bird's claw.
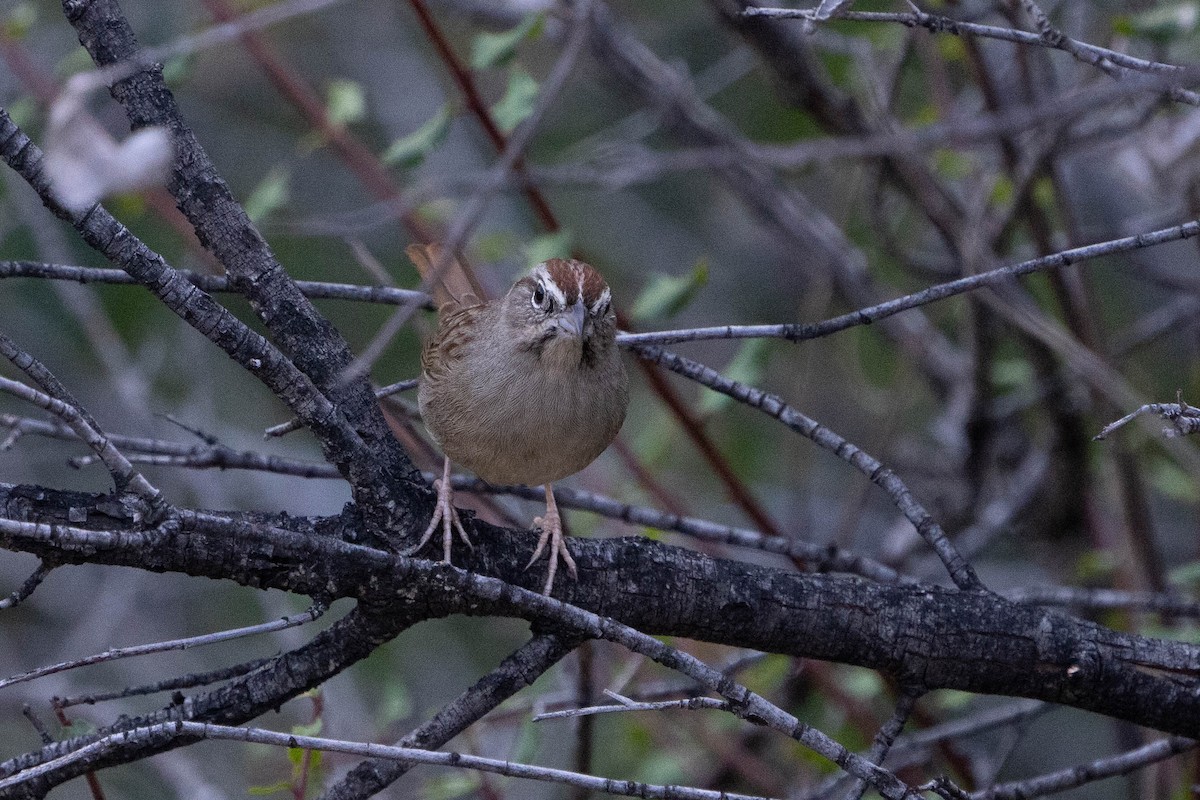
[527,505,577,595]
[406,475,472,563]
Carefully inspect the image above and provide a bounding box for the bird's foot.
[406,461,472,563]
[527,486,576,595]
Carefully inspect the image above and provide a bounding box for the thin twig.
[1002,586,1200,617]
[970,736,1197,799]
[635,345,983,591]
[0,603,326,691]
[0,372,163,510]
[53,657,275,709]
[0,560,53,610]
[0,260,431,307]
[843,689,922,800]
[0,720,781,800]
[533,690,730,721]
[618,219,1200,347]
[263,378,419,439]
[742,6,1200,104]
[1095,401,1200,440]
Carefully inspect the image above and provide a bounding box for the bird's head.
[506,258,618,370]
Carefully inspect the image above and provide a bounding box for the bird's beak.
[558,302,586,338]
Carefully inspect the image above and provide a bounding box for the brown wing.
[406,243,485,311]
[420,301,483,382]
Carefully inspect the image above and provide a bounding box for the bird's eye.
[532,282,552,310]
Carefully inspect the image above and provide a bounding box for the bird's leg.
[405,456,472,562]
[528,484,577,595]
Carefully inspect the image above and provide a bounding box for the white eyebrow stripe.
[589,286,611,313]
[532,264,572,307]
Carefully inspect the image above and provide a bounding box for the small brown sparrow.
[407,244,629,594]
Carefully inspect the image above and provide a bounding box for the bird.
[407,243,629,594]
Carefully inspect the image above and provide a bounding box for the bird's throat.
[539,333,585,371]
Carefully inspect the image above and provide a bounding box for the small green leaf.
[423,773,481,800]
[856,325,897,388]
[59,719,95,737]
[292,718,323,738]
[325,79,366,127]
[630,259,709,322]
[841,666,884,700]
[470,13,545,70]
[7,97,36,128]
[491,68,539,133]
[1125,2,1199,42]
[1150,457,1197,504]
[3,3,38,38]
[1075,549,1116,583]
[1169,560,1200,588]
[381,681,413,723]
[381,104,452,168]
[932,689,975,712]
[699,338,770,415]
[244,166,290,223]
[524,230,573,266]
[989,175,1014,208]
[247,780,292,796]
[991,357,1033,391]
[162,54,195,87]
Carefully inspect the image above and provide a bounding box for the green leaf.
[247,780,292,796]
[3,3,38,38]
[1125,2,1200,42]
[162,54,195,88]
[524,230,573,266]
[1150,457,1197,504]
[470,13,545,70]
[292,719,323,738]
[630,259,709,322]
[325,79,366,127]
[380,681,413,724]
[1169,560,1200,588]
[491,68,539,133]
[698,338,770,415]
[991,357,1034,391]
[381,104,452,168]
[1074,549,1116,583]
[7,97,36,129]
[244,166,290,223]
[423,773,481,800]
[932,689,975,712]
[841,666,884,700]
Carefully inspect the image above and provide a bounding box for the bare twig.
[264,378,419,439]
[843,689,922,800]
[0,413,342,479]
[970,735,1197,799]
[636,345,983,591]
[0,561,53,610]
[1095,401,1200,441]
[742,5,1200,104]
[0,370,163,511]
[1002,586,1200,617]
[323,632,582,800]
[0,720,781,800]
[618,219,1200,347]
[0,603,326,691]
[53,658,275,710]
[0,260,431,307]
[533,689,730,721]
